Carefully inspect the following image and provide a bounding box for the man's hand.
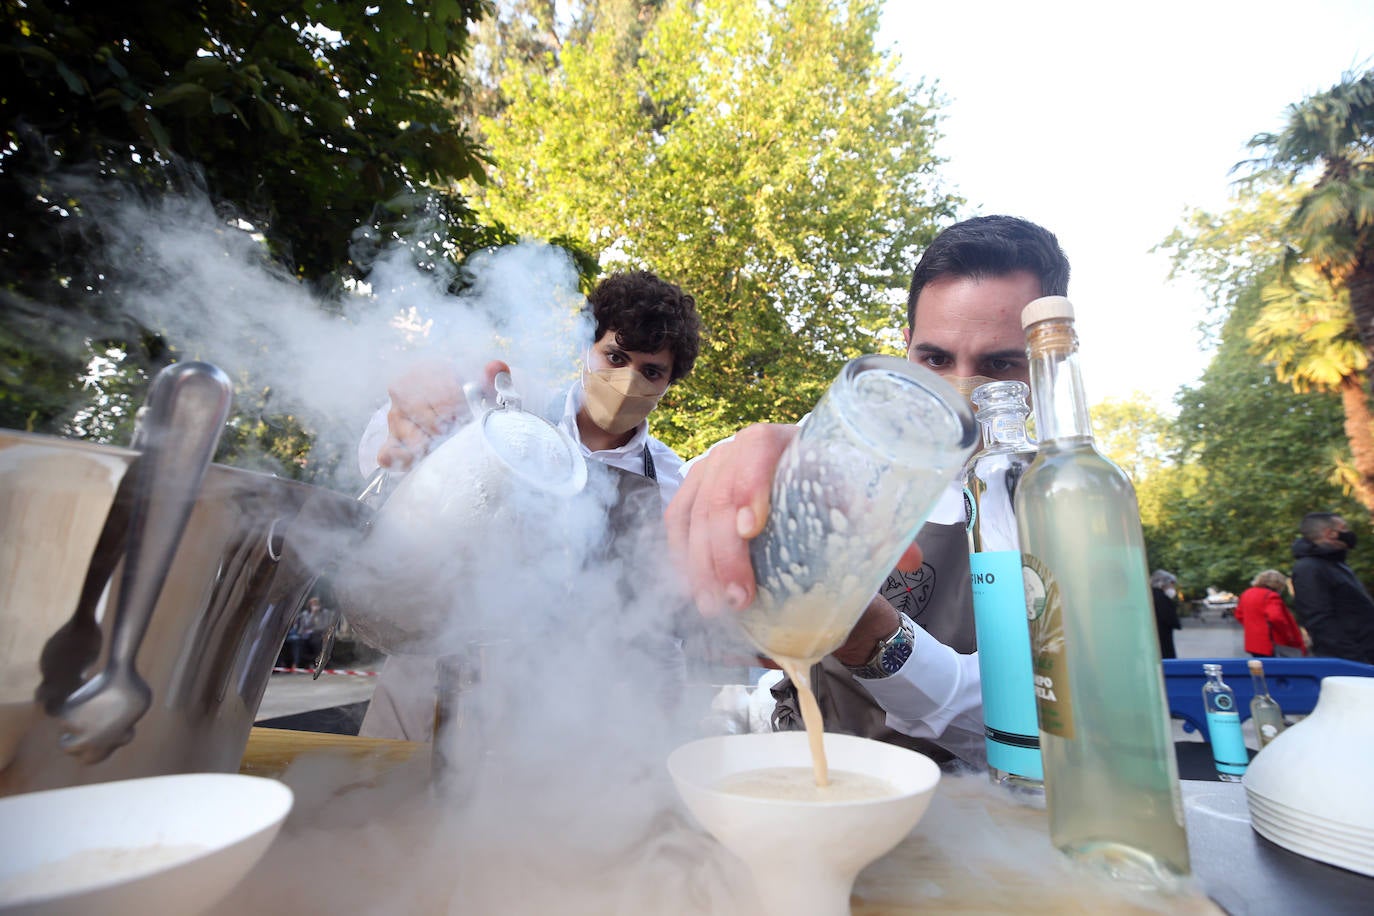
[665,422,925,618]
[666,423,795,616]
[377,359,509,471]
[832,594,901,667]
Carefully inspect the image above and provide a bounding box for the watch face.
[880,640,913,675]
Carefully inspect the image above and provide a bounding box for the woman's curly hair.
[587,271,701,382]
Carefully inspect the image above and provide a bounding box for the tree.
[1156,184,1374,593]
[471,0,957,455]
[1,0,499,469]
[1250,262,1374,510]
[1238,68,1374,386]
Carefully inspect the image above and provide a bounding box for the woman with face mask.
[1149,569,1183,659]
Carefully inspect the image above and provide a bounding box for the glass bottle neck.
[1250,670,1271,697]
[1025,318,1094,445]
[976,408,1032,452]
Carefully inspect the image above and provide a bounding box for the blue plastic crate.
[1162,657,1374,742]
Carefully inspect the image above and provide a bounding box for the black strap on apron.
[642,445,657,481]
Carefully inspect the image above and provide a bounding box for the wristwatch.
[845,612,916,680]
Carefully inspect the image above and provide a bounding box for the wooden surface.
[853,775,1224,914]
[233,730,1224,914]
[239,726,427,781]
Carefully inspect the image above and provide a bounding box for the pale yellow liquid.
[776,656,829,786]
[715,766,897,802]
[1016,442,1190,884]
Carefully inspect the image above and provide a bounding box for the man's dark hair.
[906,215,1071,330]
[1300,512,1342,540]
[587,270,701,382]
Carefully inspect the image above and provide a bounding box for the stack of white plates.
[1241,676,1374,878]
[1244,787,1374,877]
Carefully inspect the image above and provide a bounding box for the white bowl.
[1243,676,1374,874]
[0,773,292,915]
[667,732,940,916]
[1243,677,1374,831]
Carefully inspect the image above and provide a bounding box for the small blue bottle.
[1202,664,1248,782]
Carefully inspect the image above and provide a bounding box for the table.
[232,730,1370,914]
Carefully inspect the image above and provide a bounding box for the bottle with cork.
[1013,296,1189,886]
[1248,658,1287,749]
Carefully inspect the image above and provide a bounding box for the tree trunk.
[1349,263,1374,393]
[1340,373,1374,513]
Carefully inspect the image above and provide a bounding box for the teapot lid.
[481,408,588,497]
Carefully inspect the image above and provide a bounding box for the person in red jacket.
[1234,569,1307,657]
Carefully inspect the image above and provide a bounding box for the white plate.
[0,773,292,915]
[1248,806,1374,856]
[1246,792,1374,845]
[1249,810,1374,877]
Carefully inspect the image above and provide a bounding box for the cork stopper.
[1021,295,1075,330]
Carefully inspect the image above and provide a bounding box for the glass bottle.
[1013,296,1190,886]
[1203,664,1248,781]
[963,380,1043,795]
[1247,659,1287,749]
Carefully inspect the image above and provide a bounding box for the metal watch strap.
[846,612,916,680]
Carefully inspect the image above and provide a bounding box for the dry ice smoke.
[76,190,763,913]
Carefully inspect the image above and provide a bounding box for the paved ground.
[255,613,1251,726]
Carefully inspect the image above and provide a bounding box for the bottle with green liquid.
[1013,296,1190,886]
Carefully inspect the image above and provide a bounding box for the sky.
[877,0,1374,410]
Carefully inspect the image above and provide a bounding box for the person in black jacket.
[1290,513,1374,665]
[1150,569,1182,659]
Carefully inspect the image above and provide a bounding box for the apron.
[770,520,977,763]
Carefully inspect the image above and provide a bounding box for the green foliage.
[1153,181,1374,593]
[1238,67,1374,383]
[1251,263,1366,392]
[471,0,957,455]
[0,0,502,477]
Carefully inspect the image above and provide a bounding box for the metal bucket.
[0,428,368,795]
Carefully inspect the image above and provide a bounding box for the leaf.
[149,83,212,108]
[54,60,86,95]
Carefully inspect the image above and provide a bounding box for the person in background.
[281,597,326,671]
[356,270,702,741]
[666,215,1070,767]
[1290,512,1374,664]
[1150,570,1182,660]
[1235,569,1306,658]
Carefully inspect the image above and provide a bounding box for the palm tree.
[1250,263,1374,510]
[1240,68,1374,380]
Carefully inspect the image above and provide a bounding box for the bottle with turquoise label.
[1203,664,1248,781]
[963,380,1043,795]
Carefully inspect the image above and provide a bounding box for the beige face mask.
[582,366,664,435]
[949,375,1000,402]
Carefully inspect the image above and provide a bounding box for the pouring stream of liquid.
[776,656,828,787]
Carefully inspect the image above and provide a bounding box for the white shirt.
[859,629,986,765]
[357,384,684,512]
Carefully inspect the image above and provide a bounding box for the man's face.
[1326,517,1352,546]
[902,271,1042,384]
[588,330,674,396]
